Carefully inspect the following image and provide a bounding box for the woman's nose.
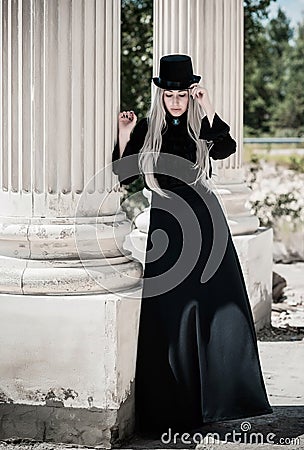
[172,95,179,105]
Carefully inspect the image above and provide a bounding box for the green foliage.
[244,1,289,135]
[245,145,304,172]
[288,155,304,173]
[244,0,304,137]
[251,192,302,228]
[121,0,153,120]
[244,0,277,135]
[272,21,304,135]
[246,157,304,232]
[120,0,153,194]
[244,0,275,53]
[247,153,262,185]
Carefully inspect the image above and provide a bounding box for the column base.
[0,400,133,448]
[124,228,148,267]
[214,173,260,235]
[0,288,143,447]
[0,254,142,295]
[0,215,143,295]
[227,214,260,236]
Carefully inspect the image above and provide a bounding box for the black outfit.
[112,111,273,435]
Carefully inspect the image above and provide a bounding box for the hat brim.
[152,75,201,90]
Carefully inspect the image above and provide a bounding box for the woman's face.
[163,90,189,116]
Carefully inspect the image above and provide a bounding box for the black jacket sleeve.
[112,118,148,186]
[199,113,237,160]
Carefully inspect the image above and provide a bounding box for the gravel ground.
[257,323,304,341]
[0,443,89,450]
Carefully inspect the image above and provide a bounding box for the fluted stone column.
[128,0,273,332]
[0,1,142,446]
[0,0,141,294]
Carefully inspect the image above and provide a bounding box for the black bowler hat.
[152,54,201,90]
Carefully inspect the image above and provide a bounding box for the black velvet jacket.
[112,111,236,189]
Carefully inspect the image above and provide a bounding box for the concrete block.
[233,227,273,330]
[0,288,142,447]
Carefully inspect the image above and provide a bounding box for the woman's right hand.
[118,110,137,134]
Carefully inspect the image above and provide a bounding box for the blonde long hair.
[138,87,215,198]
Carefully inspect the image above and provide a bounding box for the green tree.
[273,20,304,135]
[244,2,297,136]
[244,0,276,54]
[244,0,277,136]
[266,8,294,134]
[119,0,153,194]
[121,0,153,119]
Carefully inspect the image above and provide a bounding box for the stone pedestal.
[0,289,142,447]
[233,228,273,331]
[0,0,142,446]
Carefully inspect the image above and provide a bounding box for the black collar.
[165,110,188,127]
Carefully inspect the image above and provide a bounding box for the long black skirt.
[134,183,273,435]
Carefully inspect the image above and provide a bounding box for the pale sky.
[268,0,304,29]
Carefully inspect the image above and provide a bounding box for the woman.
[112,54,273,436]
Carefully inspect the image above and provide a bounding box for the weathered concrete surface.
[1,340,303,449]
[0,392,134,449]
[260,341,304,406]
[0,289,141,447]
[0,405,303,449]
[0,404,115,447]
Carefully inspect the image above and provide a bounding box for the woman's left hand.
[189,84,215,124]
[189,84,212,110]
